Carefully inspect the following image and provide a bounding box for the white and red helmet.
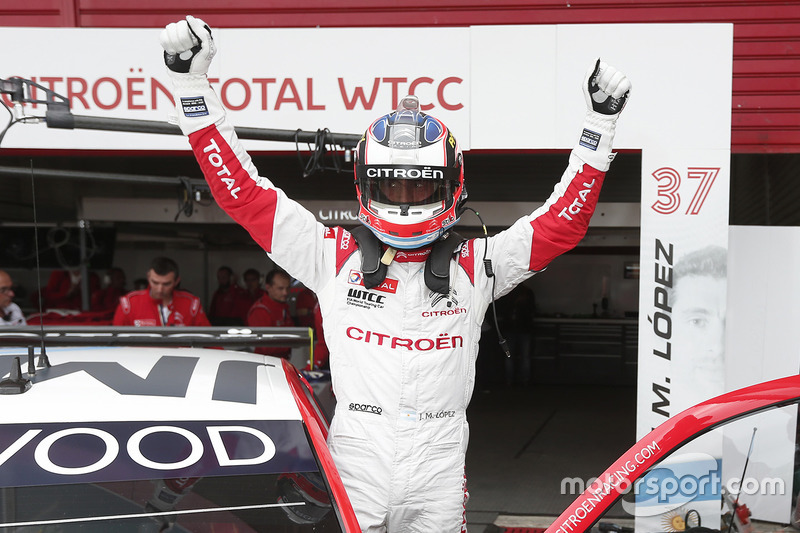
[354,95,467,249]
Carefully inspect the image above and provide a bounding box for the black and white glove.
[159,16,223,135]
[575,58,631,171]
[160,15,216,76]
[583,59,631,117]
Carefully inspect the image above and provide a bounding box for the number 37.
[651,167,720,215]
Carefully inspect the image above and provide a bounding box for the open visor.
[358,165,461,208]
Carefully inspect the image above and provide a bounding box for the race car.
[0,326,359,532]
[541,373,800,533]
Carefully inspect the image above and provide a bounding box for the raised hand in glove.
[583,59,631,117]
[159,16,223,134]
[159,15,216,76]
[575,59,631,171]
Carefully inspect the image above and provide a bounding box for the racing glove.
[161,15,215,75]
[159,16,224,135]
[574,59,632,172]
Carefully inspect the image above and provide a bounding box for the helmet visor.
[359,165,460,208]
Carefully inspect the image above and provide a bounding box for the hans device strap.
[350,225,388,290]
[424,231,464,295]
[350,225,464,295]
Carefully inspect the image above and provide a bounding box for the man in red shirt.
[242,268,265,305]
[38,269,100,311]
[289,283,317,329]
[310,300,329,370]
[247,269,294,358]
[113,257,210,327]
[207,265,249,325]
[91,267,128,313]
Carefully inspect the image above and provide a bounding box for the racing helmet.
[354,95,467,249]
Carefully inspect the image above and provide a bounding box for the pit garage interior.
[0,148,797,386]
[1,146,798,530]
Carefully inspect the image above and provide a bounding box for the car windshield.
[0,414,342,532]
[0,472,342,532]
[570,399,800,533]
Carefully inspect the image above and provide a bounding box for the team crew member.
[160,16,630,532]
[246,268,295,358]
[208,265,250,325]
[242,268,265,304]
[0,270,26,326]
[38,269,100,311]
[112,256,210,327]
[91,267,128,313]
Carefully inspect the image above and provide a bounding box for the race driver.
[160,16,631,532]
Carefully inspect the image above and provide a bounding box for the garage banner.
[0,24,728,156]
[637,149,731,433]
[635,149,730,528]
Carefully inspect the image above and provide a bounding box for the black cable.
[306,129,328,177]
[685,509,701,528]
[726,428,757,533]
[47,227,78,269]
[175,177,195,220]
[294,128,351,178]
[294,129,309,174]
[29,160,50,367]
[325,131,342,174]
[0,78,47,147]
[46,225,98,271]
[294,129,319,177]
[463,207,511,358]
[0,99,20,147]
[193,190,214,207]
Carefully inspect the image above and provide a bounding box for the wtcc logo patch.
[348,270,398,294]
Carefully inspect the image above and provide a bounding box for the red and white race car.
[546,374,800,533]
[0,326,358,532]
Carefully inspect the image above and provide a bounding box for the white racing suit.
[169,76,617,533]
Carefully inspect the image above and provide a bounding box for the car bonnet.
[0,346,318,490]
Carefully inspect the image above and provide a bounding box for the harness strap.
[350,225,388,290]
[425,232,465,295]
[350,225,464,294]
